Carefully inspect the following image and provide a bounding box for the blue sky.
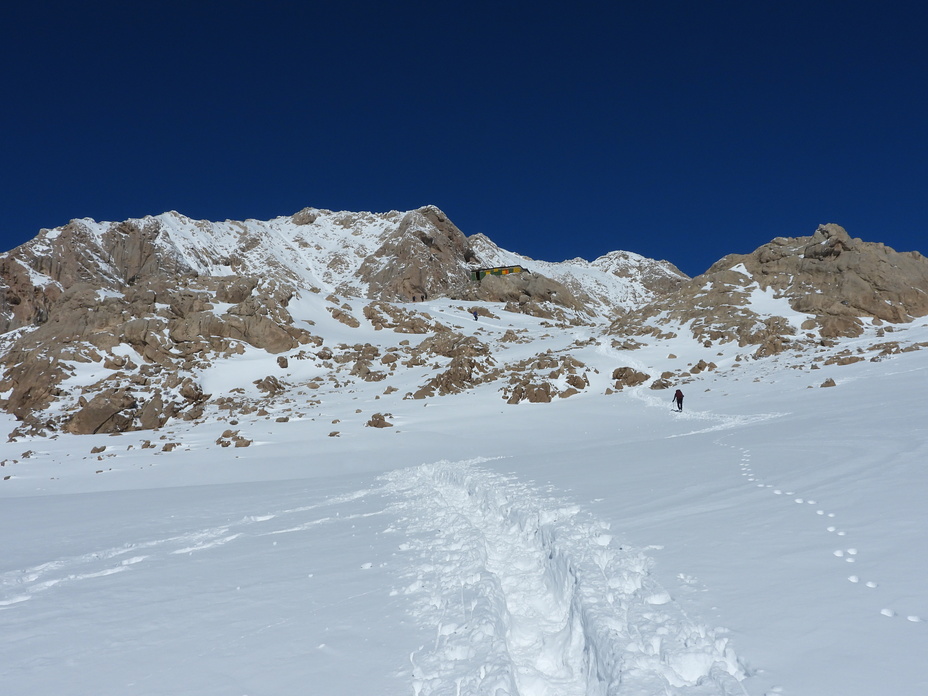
[3,1,926,276]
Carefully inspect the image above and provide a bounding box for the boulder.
[65,388,138,434]
[612,367,650,389]
[366,413,394,428]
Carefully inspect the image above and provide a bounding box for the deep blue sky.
[3,1,926,276]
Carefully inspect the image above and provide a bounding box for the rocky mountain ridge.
[610,223,928,356]
[1,208,926,440]
[466,233,688,314]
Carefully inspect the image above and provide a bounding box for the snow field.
[3,303,928,694]
[0,478,421,695]
[385,459,747,695]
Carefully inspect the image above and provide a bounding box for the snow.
[2,299,928,695]
[739,278,813,332]
[467,235,682,313]
[13,209,407,296]
[14,257,60,290]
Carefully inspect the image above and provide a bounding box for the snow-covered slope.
[468,233,688,314]
[2,291,927,695]
[18,208,425,297]
[8,206,679,322]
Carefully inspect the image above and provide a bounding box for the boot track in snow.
[384,459,748,695]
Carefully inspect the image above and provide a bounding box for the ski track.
[0,488,378,608]
[715,438,925,625]
[384,458,748,696]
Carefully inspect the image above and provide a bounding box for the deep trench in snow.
[384,459,749,696]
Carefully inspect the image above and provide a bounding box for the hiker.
[472,309,478,321]
[672,389,684,412]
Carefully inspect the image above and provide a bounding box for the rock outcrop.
[610,224,928,352]
[355,207,478,302]
[472,272,588,322]
[501,352,591,404]
[0,214,323,435]
[612,367,650,389]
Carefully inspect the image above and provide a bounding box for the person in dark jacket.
[673,389,684,412]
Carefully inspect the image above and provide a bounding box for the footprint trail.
[716,439,924,625]
[384,458,749,696]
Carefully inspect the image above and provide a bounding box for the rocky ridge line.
[610,224,928,356]
[0,212,926,439]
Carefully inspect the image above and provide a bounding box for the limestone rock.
[366,413,394,428]
[215,429,252,447]
[137,393,175,430]
[610,224,928,349]
[356,207,477,303]
[65,388,138,435]
[506,382,554,404]
[612,367,650,389]
[502,352,590,403]
[254,375,285,395]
